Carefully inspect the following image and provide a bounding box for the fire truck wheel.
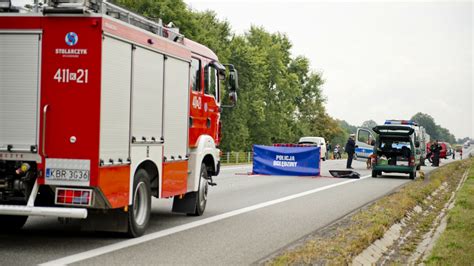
[0,215,28,231]
[128,169,151,237]
[192,163,209,216]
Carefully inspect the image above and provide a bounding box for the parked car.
[298,136,327,161]
[426,142,448,160]
[371,125,420,179]
[445,143,453,157]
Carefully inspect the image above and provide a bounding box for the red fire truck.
[0,0,238,237]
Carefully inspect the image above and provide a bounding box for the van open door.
[355,128,375,160]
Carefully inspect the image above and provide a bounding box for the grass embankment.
[425,161,474,265]
[270,159,473,265]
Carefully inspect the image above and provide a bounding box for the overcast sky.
[183,0,473,139]
[11,0,474,138]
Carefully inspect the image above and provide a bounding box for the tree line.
[336,113,458,146]
[411,113,456,144]
[115,0,342,151]
[114,1,459,150]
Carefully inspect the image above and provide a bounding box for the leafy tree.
[411,113,438,139]
[338,120,357,135]
[114,0,343,151]
[330,120,356,148]
[457,137,471,144]
[361,120,378,130]
[411,112,455,143]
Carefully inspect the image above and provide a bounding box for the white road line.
[220,165,251,171]
[41,174,371,265]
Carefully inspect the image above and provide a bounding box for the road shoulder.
[263,159,472,265]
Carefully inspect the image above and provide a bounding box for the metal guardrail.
[221,152,253,164]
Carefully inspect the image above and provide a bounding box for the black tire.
[127,169,151,238]
[191,163,209,216]
[0,215,28,232]
[409,171,415,180]
[372,170,377,178]
[416,165,421,171]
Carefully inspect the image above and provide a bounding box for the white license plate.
[46,168,90,181]
[45,159,91,182]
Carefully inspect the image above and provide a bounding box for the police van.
[370,125,420,179]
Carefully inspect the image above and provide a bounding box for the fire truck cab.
[0,0,238,237]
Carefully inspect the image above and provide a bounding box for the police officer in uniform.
[431,140,441,167]
[345,134,356,169]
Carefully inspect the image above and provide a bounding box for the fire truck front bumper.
[0,205,87,219]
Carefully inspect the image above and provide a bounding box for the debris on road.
[329,170,361,179]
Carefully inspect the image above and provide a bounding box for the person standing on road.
[326,142,331,160]
[334,144,341,159]
[431,140,441,167]
[345,134,356,169]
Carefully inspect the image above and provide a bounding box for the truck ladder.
[43,0,184,43]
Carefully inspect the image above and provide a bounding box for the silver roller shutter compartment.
[163,57,190,160]
[0,33,40,152]
[100,36,132,164]
[131,47,164,142]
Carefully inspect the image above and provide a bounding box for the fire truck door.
[203,64,220,141]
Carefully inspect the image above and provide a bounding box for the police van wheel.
[0,215,28,231]
[127,169,151,238]
[409,171,415,180]
[371,170,377,178]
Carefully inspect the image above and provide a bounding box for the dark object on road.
[329,170,361,179]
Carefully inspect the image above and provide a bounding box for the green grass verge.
[269,159,473,265]
[425,161,474,265]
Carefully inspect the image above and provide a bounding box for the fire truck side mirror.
[228,68,239,92]
[222,64,238,108]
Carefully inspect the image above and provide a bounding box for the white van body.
[298,137,327,161]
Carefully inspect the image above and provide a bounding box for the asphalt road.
[0,157,458,265]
